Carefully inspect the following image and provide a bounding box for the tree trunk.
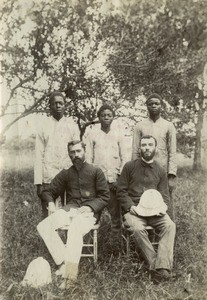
[193,106,205,170]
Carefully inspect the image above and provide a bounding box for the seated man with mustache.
[37,140,109,288]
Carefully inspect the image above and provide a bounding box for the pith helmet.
[21,257,52,288]
[136,189,167,217]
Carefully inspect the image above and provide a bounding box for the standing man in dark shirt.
[117,135,176,281]
[37,140,109,287]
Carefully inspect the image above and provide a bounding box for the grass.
[0,163,207,299]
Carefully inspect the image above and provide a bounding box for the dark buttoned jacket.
[41,162,110,218]
[116,158,170,214]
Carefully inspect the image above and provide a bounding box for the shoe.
[152,268,171,282]
[64,262,78,281]
[56,262,78,280]
[59,278,76,289]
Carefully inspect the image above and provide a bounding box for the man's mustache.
[73,157,84,170]
[73,157,83,164]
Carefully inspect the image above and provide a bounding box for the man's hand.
[168,175,176,193]
[48,202,56,215]
[36,184,43,197]
[157,212,165,217]
[129,206,138,216]
[78,206,93,214]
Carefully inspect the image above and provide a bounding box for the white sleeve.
[83,128,94,163]
[34,125,45,185]
[69,117,81,140]
[118,131,129,173]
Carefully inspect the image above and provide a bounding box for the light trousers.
[123,213,176,270]
[37,209,96,266]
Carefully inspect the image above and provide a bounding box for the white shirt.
[83,124,128,182]
[34,116,80,184]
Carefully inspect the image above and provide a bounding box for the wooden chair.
[54,196,100,265]
[122,225,158,256]
[81,223,100,265]
[58,222,100,265]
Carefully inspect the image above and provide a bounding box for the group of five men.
[34,91,176,287]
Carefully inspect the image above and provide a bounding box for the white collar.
[141,157,154,164]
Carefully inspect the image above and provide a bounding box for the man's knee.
[133,224,148,236]
[169,219,176,233]
[37,222,43,236]
[37,220,44,235]
[164,217,176,234]
[37,218,50,236]
[124,214,146,234]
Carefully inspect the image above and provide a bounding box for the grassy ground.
[0,162,207,299]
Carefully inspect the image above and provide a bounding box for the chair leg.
[126,232,130,257]
[123,227,158,256]
[93,229,98,265]
[122,228,131,256]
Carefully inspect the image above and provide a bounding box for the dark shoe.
[151,268,171,283]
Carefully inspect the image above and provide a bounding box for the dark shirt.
[116,158,170,214]
[41,162,110,217]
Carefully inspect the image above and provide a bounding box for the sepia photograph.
[0,0,207,299]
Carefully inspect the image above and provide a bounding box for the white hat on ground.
[135,189,167,217]
[21,257,52,288]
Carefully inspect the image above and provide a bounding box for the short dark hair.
[140,135,157,146]
[49,91,66,105]
[97,104,115,118]
[67,140,86,152]
[146,93,163,105]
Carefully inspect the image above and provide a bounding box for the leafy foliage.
[102,0,207,103]
[100,0,207,164]
[0,0,120,136]
[0,0,207,164]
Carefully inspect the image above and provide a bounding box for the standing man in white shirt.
[84,104,128,238]
[34,91,80,218]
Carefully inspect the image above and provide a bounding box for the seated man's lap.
[147,214,175,232]
[63,203,80,212]
[67,213,96,236]
[38,209,71,231]
[123,213,147,232]
[123,213,174,234]
[39,206,96,235]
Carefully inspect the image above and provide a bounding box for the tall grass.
[0,166,207,300]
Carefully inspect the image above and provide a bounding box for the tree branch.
[0,75,35,117]
[0,93,50,139]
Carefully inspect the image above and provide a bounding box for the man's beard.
[141,149,155,161]
[73,157,84,171]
